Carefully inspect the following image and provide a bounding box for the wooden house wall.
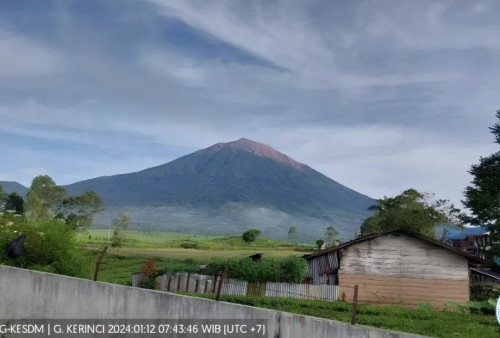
[338,233,470,308]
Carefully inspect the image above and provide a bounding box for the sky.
[0,0,499,209]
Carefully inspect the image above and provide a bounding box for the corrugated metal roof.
[445,226,489,241]
[470,268,500,280]
[304,229,484,263]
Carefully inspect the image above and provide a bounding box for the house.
[442,226,490,259]
[304,229,483,308]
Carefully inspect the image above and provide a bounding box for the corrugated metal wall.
[265,282,338,301]
[132,272,338,301]
[306,251,339,285]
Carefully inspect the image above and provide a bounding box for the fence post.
[195,279,200,293]
[167,276,172,292]
[212,275,217,293]
[93,246,108,281]
[186,272,191,291]
[177,275,181,292]
[216,266,228,301]
[204,280,209,294]
[351,285,359,325]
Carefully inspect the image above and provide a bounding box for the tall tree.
[361,189,461,238]
[463,109,500,254]
[111,211,132,231]
[25,175,66,221]
[60,190,103,230]
[324,225,339,247]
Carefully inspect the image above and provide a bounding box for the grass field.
[180,293,500,338]
[81,230,313,285]
[83,229,316,251]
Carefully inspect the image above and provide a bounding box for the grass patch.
[82,229,315,251]
[178,293,500,337]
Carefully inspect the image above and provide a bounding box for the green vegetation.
[110,211,133,247]
[4,192,24,214]
[82,229,315,251]
[180,293,500,337]
[324,225,339,247]
[60,190,103,230]
[79,229,313,285]
[463,109,500,255]
[203,255,307,283]
[23,175,103,229]
[242,228,261,244]
[25,175,66,221]
[315,239,324,251]
[0,212,92,278]
[361,188,461,237]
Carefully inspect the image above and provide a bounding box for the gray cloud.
[0,0,499,209]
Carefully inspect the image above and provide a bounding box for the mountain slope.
[0,181,28,197]
[65,138,374,240]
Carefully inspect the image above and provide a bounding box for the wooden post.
[186,273,191,291]
[351,285,359,325]
[204,280,209,293]
[167,276,172,292]
[195,279,200,293]
[177,275,181,292]
[212,275,217,292]
[93,246,108,281]
[216,266,228,301]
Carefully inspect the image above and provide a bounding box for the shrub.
[280,255,308,283]
[139,259,159,290]
[203,255,307,283]
[180,241,198,249]
[111,229,123,247]
[0,214,91,278]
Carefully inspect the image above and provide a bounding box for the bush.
[0,213,91,278]
[280,255,308,283]
[203,255,307,283]
[111,229,123,247]
[139,259,159,290]
[180,241,198,249]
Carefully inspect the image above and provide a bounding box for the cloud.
[0,0,499,214]
[0,30,64,78]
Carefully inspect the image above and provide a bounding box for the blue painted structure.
[445,226,489,241]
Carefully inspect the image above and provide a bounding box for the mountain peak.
[207,138,308,170]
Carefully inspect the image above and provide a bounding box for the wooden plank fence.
[132,272,338,301]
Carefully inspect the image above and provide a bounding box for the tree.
[288,226,298,246]
[361,188,461,238]
[0,183,5,210]
[324,225,339,247]
[4,192,24,214]
[110,211,132,247]
[25,175,66,221]
[463,109,500,253]
[111,211,132,231]
[242,228,261,244]
[60,190,103,230]
[315,239,325,251]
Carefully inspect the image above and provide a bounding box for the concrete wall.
[0,266,422,338]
